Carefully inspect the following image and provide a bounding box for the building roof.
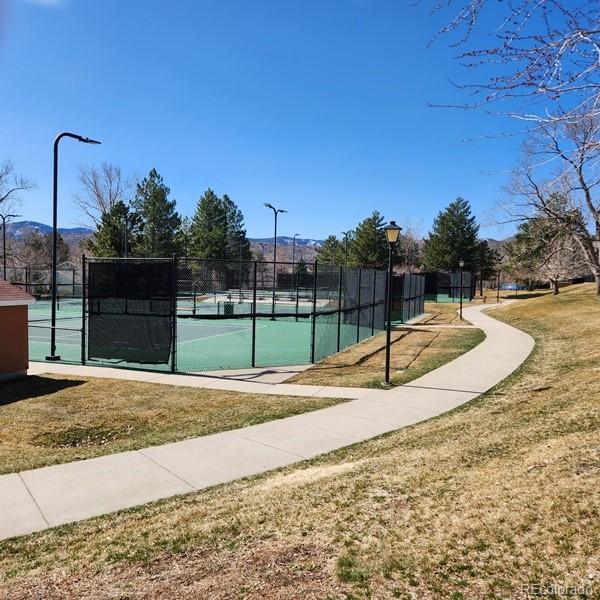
[0,280,35,306]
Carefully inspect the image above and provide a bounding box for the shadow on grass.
[503,292,551,300]
[0,375,85,407]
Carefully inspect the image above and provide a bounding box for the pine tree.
[316,235,343,264]
[474,239,500,293]
[175,216,192,257]
[86,200,141,257]
[189,190,251,261]
[132,169,181,257]
[423,198,480,271]
[222,194,251,261]
[22,231,70,265]
[189,189,228,259]
[348,211,388,269]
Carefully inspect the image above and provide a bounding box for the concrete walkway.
[0,304,534,540]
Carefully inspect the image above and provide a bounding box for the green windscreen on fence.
[22,257,426,372]
[88,260,174,364]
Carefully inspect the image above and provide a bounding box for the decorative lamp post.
[47,132,101,361]
[263,203,287,316]
[384,220,402,384]
[459,258,465,320]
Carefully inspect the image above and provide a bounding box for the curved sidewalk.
[0,304,534,540]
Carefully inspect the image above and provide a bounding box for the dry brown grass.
[290,326,485,388]
[0,376,342,474]
[422,301,472,324]
[1,285,598,599]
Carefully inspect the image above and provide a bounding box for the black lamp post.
[123,211,129,258]
[459,258,465,320]
[292,233,299,299]
[341,230,352,266]
[496,269,501,303]
[384,220,401,384]
[0,213,19,280]
[291,233,299,267]
[263,203,287,316]
[47,132,101,361]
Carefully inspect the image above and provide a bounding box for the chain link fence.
[423,271,475,303]
[391,273,425,322]
[23,257,426,373]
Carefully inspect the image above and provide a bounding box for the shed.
[0,280,34,381]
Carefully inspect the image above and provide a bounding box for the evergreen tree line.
[316,199,500,278]
[88,169,500,280]
[87,169,251,261]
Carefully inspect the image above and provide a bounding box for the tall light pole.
[341,230,352,266]
[384,221,401,384]
[292,233,299,267]
[292,233,299,298]
[123,211,129,258]
[459,258,465,320]
[263,203,287,315]
[0,213,19,280]
[496,269,501,303]
[47,132,101,361]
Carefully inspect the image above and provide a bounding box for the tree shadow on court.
[0,376,86,407]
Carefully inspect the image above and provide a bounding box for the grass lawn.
[422,301,472,324]
[289,326,485,388]
[1,284,598,599]
[0,376,342,474]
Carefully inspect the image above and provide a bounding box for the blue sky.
[0,0,522,239]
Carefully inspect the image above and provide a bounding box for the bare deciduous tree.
[75,162,131,226]
[505,116,600,293]
[427,0,600,124]
[505,214,587,294]
[0,160,34,210]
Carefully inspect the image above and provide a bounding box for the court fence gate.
[27,257,427,373]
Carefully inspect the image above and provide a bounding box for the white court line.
[178,321,254,329]
[177,324,268,345]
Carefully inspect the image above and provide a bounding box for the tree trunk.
[596,274,600,297]
[552,279,559,295]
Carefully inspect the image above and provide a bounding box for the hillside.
[6,221,322,263]
[1,285,598,598]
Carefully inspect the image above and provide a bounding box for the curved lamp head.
[79,137,101,145]
[384,220,402,245]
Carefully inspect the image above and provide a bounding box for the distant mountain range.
[5,221,324,249]
[6,221,93,239]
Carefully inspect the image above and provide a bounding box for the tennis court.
[27,295,373,373]
[24,258,425,374]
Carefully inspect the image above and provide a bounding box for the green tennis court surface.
[28,310,376,374]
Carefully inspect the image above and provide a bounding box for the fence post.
[371,269,377,336]
[400,274,405,323]
[295,265,300,322]
[337,265,343,352]
[81,254,86,365]
[252,261,257,367]
[356,268,362,343]
[310,261,318,363]
[171,255,177,373]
